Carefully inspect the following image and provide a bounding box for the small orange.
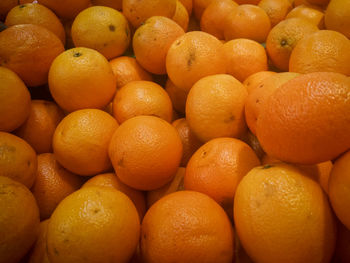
[185,137,260,214]
[53,109,119,176]
[224,4,271,43]
[286,4,325,29]
[141,191,234,263]
[165,78,188,114]
[172,0,189,31]
[234,163,336,263]
[91,0,122,10]
[289,30,350,76]
[200,0,238,40]
[112,80,173,123]
[108,115,183,191]
[0,24,64,87]
[71,6,131,60]
[82,172,147,220]
[48,47,116,112]
[31,153,83,220]
[325,0,350,38]
[15,100,65,154]
[186,74,248,142]
[166,31,227,92]
[258,0,293,27]
[223,38,268,82]
[266,17,319,72]
[172,118,203,166]
[0,132,37,188]
[122,0,177,28]
[133,16,185,75]
[47,186,140,263]
[243,70,277,94]
[0,66,31,132]
[0,176,40,263]
[28,219,50,263]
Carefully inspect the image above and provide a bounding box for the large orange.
[166,31,226,92]
[71,6,131,60]
[0,24,64,87]
[184,137,260,214]
[47,186,140,263]
[325,0,350,38]
[133,16,185,75]
[256,72,350,164]
[234,163,336,263]
[289,30,350,75]
[0,66,31,132]
[112,80,173,123]
[108,115,183,191]
[0,132,37,188]
[0,176,40,263]
[141,191,234,263]
[258,0,293,27]
[31,153,83,220]
[186,74,248,142]
[48,47,116,112]
[53,109,119,176]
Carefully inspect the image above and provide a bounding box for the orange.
[47,186,140,263]
[185,137,260,215]
[91,0,122,10]
[165,78,188,114]
[192,0,214,20]
[71,6,131,60]
[5,3,65,45]
[31,153,83,220]
[266,17,319,72]
[133,16,185,75]
[186,74,248,142]
[141,191,234,263]
[0,0,17,20]
[286,4,325,29]
[223,38,268,82]
[333,220,350,263]
[108,115,183,190]
[166,31,226,92]
[258,0,293,27]
[0,132,37,188]
[82,172,147,220]
[0,66,31,132]
[172,0,189,31]
[109,56,153,89]
[112,80,173,123]
[329,150,350,230]
[224,5,271,43]
[0,24,64,87]
[256,72,350,164]
[200,0,238,40]
[0,176,40,263]
[244,72,300,135]
[122,0,177,28]
[15,100,65,154]
[325,0,350,38]
[146,167,185,208]
[53,109,118,176]
[243,70,277,94]
[234,163,336,263]
[172,118,203,166]
[179,0,192,15]
[48,47,116,112]
[289,30,350,75]
[28,219,50,263]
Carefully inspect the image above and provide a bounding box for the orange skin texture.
[15,100,65,154]
[28,220,50,263]
[112,80,173,123]
[166,31,226,92]
[0,176,40,263]
[165,78,188,114]
[108,115,183,191]
[0,24,64,87]
[243,71,277,94]
[141,191,234,263]
[0,66,31,132]
[31,153,83,220]
[258,0,293,27]
[256,72,350,164]
[289,30,350,76]
[133,16,185,75]
[286,4,325,29]
[184,137,260,214]
[234,163,336,263]
[172,0,189,32]
[0,132,37,188]
[325,0,350,38]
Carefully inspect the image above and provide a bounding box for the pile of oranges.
[0,0,349,262]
